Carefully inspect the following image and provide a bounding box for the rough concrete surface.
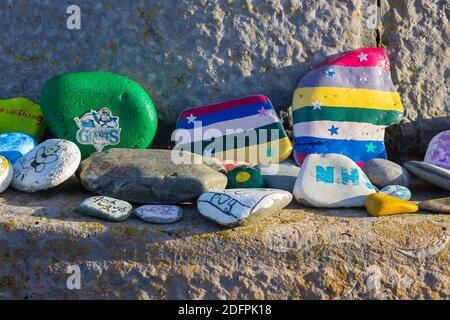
[0,178,448,300]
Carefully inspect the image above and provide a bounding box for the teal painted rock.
[0,132,36,164]
[78,196,132,222]
[379,185,411,200]
[404,161,450,191]
[135,205,183,224]
[40,72,158,159]
[226,166,264,189]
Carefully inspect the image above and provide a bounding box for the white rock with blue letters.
[293,153,376,208]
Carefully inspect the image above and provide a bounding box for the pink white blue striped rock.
[424,130,450,170]
[11,139,81,192]
[379,185,411,201]
[135,205,183,224]
[0,155,13,193]
[197,189,292,227]
[293,153,376,208]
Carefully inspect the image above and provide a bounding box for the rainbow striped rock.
[292,48,404,167]
[174,96,292,164]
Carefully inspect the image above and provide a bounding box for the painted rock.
[365,193,419,217]
[379,185,411,200]
[293,153,376,208]
[226,166,264,189]
[0,155,13,193]
[404,161,450,191]
[40,72,158,159]
[11,139,81,192]
[173,95,292,165]
[419,197,450,214]
[424,130,450,170]
[292,48,404,167]
[79,196,132,222]
[0,132,36,164]
[197,189,292,227]
[0,97,46,140]
[78,149,227,204]
[256,161,301,192]
[362,158,410,188]
[135,205,183,224]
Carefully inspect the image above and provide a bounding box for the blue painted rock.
[11,139,81,192]
[256,161,301,192]
[0,97,47,140]
[419,197,450,214]
[79,196,132,222]
[379,185,411,200]
[197,189,292,227]
[0,132,36,164]
[0,155,13,193]
[135,205,183,224]
[293,153,376,207]
[362,158,410,188]
[292,48,404,167]
[173,96,292,165]
[404,161,450,192]
[424,130,450,170]
[40,72,158,159]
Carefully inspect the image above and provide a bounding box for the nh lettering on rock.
[316,165,374,189]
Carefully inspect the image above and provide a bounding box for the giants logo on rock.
[74,107,121,151]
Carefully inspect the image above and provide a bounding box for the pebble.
[424,130,450,170]
[197,189,292,227]
[40,71,158,159]
[79,149,227,204]
[418,197,450,214]
[293,153,376,208]
[404,161,450,191]
[0,132,36,164]
[0,97,47,140]
[0,155,13,193]
[365,193,419,217]
[256,161,301,192]
[135,205,183,224]
[379,185,411,200]
[78,196,132,222]
[362,158,410,188]
[173,95,292,164]
[11,139,81,192]
[226,166,264,189]
[292,48,404,167]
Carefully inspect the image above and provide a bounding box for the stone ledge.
[0,179,448,299]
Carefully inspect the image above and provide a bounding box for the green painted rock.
[226,166,265,189]
[40,72,158,159]
[0,97,46,141]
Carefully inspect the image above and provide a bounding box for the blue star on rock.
[325,69,337,78]
[328,125,339,136]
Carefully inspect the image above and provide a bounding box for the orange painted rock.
[365,193,419,217]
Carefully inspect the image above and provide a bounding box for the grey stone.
[256,162,300,192]
[135,205,183,224]
[380,1,449,160]
[78,149,228,204]
[79,196,132,222]
[197,189,292,227]
[363,158,411,188]
[404,161,450,192]
[419,197,450,214]
[0,185,449,299]
[0,0,375,125]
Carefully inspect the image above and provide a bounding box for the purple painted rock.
[424,130,450,170]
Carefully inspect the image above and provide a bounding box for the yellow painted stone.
[0,155,9,173]
[365,193,419,217]
[0,97,46,140]
[236,171,251,183]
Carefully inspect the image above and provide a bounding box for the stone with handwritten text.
[197,189,292,227]
[135,205,183,224]
[78,196,132,222]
